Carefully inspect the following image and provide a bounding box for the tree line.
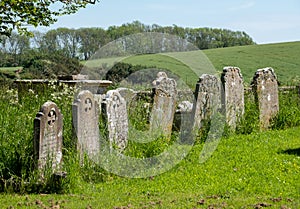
[0,21,255,67]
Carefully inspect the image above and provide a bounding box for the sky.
[39,0,300,44]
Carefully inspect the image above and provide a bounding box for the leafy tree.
[0,32,30,66]
[77,27,108,60]
[21,50,82,79]
[0,0,100,37]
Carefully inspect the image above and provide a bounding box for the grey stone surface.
[103,90,128,150]
[150,72,177,137]
[192,74,221,131]
[221,67,245,128]
[176,101,193,113]
[73,90,100,160]
[252,67,279,129]
[173,101,193,132]
[34,102,63,172]
[117,88,137,109]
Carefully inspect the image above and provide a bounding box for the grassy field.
[1,41,300,208]
[1,41,300,87]
[80,41,300,88]
[123,41,300,87]
[0,127,299,208]
[0,82,300,208]
[204,41,300,85]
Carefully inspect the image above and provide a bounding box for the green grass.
[0,67,22,72]
[204,41,300,85]
[2,42,299,86]
[1,41,300,208]
[82,41,300,87]
[0,84,299,208]
[0,127,299,208]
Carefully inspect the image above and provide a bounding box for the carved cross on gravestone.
[85,98,93,112]
[34,102,63,173]
[102,90,128,151]
[48,108,56,126]
[73,90,100,161]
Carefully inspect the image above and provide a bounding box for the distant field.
[82,41,300,87]
[204,41,300,85]
[2,41,299,86]
[123,41,300,86]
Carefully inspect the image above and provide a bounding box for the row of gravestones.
[33,67,279,174]
[34,90,129,175]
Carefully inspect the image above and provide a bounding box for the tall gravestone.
[252,67,279,129]
[102,90,128,150]
[192,74,221,131]
[150,72,177,138]
[221,67,245,129]
[73,90,100,160]
[34,102,63,173]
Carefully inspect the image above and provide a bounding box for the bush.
[105,62,155,85]
[20,51,82,79]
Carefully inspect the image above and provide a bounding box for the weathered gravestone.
[34,102,63,173]
[117,87,136,109]
[173,100,193,133]
[73,90,100,160]
[150,72,177,138]
[221,67,245,129]
[252,67,279,129]
[192,74,221,131]
[102,90,128,150]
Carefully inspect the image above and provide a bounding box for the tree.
[77,27,108,60]
[0,0,100,37]
[0,32,30,66]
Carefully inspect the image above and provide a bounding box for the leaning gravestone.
[221,67,245,129]
[34,102,63,173]
[252,67,279,129]
[150,72,177,138]
[192,74,221,131]
[102,90,128,151]
[73,90,100,160]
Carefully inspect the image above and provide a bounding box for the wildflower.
[28,89,35,94]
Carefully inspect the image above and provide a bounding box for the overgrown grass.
[0,127,299,208]
[0,83,300,208]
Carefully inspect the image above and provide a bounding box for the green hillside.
[204,41,300,85]
[1,41,299,86]
[121,41,300,87]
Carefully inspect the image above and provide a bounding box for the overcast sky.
[39,0,300,44]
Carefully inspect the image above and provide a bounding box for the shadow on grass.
[280,148,300,156]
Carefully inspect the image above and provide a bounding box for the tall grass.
[0,82,299,195]
[272,88,300,129]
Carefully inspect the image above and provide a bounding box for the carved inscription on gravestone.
[221,67,245,128]
[34,102,63,172]
[73,90,100,160]
[252,67,279,129]
[102,90,128,150]
[192,74,221,132]
[150,72,177,138]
